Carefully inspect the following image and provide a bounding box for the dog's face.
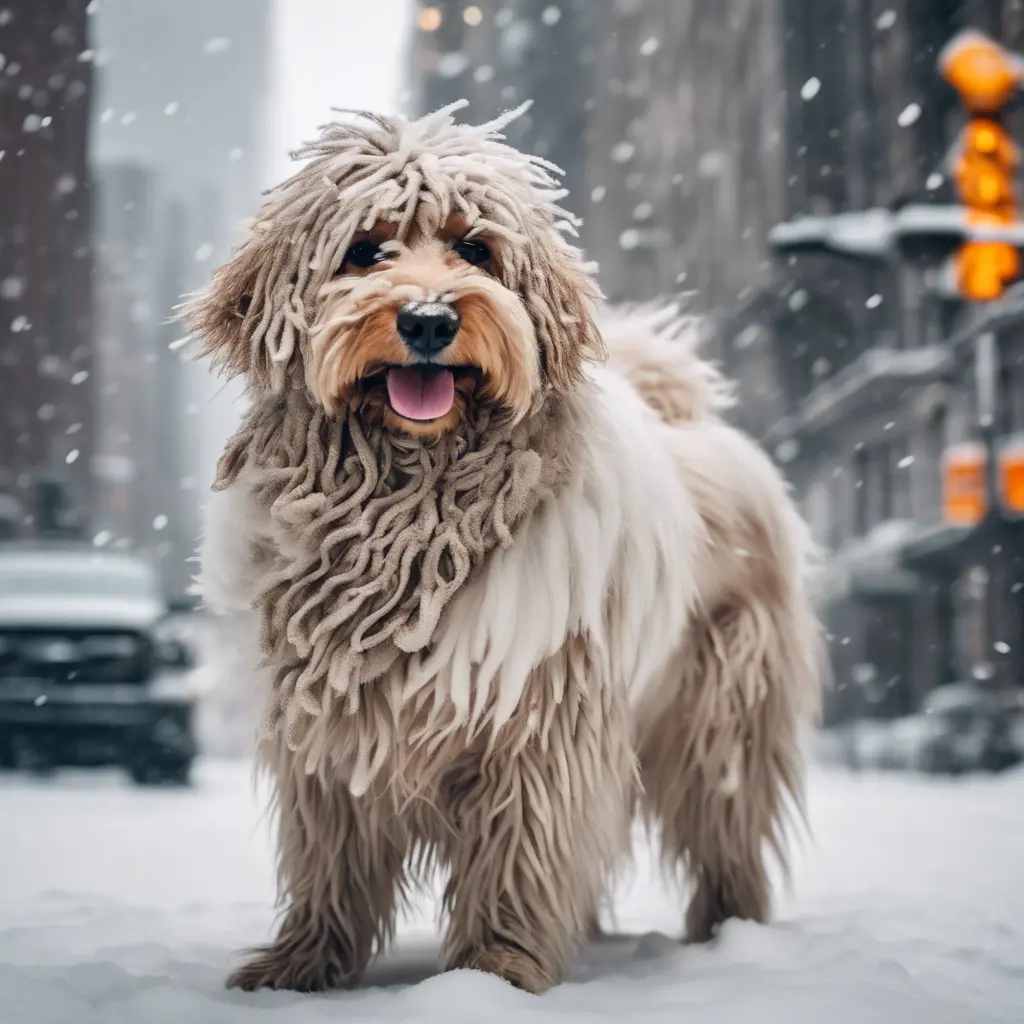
[310,213,540,438]
[187,104,604,439]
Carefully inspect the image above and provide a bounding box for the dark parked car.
[838,681,1023,775]
[914,682,1021,775]
[0,543,208,784]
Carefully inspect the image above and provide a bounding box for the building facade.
[407,0,1024,720]
[0,0,95,536]
[88,0,272,599]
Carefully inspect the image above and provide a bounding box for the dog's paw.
[447,943,556,994]
[226,942,361,993]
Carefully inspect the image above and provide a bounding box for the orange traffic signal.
[940,31,1023,300]
[955,240,1021,301]
[940,31,1024,114]
[955,120,1020,213]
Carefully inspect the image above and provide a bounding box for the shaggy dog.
[189,102,822,995]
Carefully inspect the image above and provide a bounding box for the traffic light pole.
[975,330,1003,687]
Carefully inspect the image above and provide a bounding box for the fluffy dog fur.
[189,102,823,995]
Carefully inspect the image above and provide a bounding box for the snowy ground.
[1,761,1023,1023]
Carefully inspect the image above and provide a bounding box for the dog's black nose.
[396,301,460,356]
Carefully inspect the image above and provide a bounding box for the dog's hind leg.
[438,644,634,993]
[636,420,823,943]
[227,738,407,992]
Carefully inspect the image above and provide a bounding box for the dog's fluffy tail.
[598,301,735,425]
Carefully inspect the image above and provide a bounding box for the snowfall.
[1,760,1022,1024]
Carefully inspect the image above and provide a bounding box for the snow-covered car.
[0,543,211,784]
[914,682,1021,775]
[837,682,1022,775]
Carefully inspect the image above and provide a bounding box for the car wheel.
[129,759,193,787]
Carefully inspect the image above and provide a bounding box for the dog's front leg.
[438,658,634,993]
[227,739,407,992]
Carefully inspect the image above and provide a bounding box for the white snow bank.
[2,761,1022,1023]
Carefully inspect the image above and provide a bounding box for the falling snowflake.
[876,9,896,30]
[437,51,469,78]
[473,64,494,83]
[801,77,821,101]
[194,242,214,262]
[121,111,136,126]
[995,641,1011,654]
[541,5,561,25]
[37,404,56,421]
[640,37,659,56]
[92,529,112,548]
[611,141,636,163]
[632,202,653,221]
[22,113,42,133]
[229,147,243,161]
[10,315,28,332]
[866,293,883,309]
[619,229,641,251]
[775,439,801,464]
[203,37,230,55]
[100,108,114,123]
[66,450,79,465]
[463,5,483,25]
[153,514,169,531]
[70,370,89,384]
[897,455,915,469]
[164,101,179,116]
[495,8,514,28]
[0,276,23,299]
[591,185,606,202]
[926,172,944,190]
[897,103,921,127]
[787,288,809,312]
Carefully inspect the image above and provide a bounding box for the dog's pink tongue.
[386,366,455,421]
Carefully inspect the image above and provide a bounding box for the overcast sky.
[264,0,412,184]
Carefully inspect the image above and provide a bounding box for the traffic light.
[940,32,1024,301]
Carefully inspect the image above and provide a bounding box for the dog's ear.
[528,242,607,392]
[182,234,278,388]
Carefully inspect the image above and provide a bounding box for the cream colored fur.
[193,105,823,995]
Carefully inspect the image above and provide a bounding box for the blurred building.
[0,0,96,537]
[407,0,611,247]
[88,0,271,599]
[406,0,1024,719]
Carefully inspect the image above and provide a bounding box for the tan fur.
[193,105,823,996]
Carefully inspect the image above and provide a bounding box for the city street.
[1,761,1022,1023]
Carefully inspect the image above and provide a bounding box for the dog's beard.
[214,383,570,790]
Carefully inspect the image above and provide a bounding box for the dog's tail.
[598,301,735,425]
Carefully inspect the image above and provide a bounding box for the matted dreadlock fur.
[192,103,823,996]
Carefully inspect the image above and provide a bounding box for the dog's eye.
[454,239,490,266]
[341,241,384,271]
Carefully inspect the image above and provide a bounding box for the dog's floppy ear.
[182,233,278,388]
[528,242,607,393]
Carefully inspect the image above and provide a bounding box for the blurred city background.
[4,1,1024,765]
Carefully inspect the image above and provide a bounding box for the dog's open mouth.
[360,366,483,422]
[386,366,454,421]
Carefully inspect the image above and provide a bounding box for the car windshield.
[0,555,161,601]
